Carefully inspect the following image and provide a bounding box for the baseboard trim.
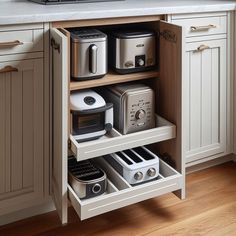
[0,197,55,226]
[186,154,236,174]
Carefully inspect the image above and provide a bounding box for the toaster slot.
[116,152,133,165]
[133,147,155,160]
[123,149,143,163]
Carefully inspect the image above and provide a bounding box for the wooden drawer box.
[172,14,227,38]
[0,27,44,55]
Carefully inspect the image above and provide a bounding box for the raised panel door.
[184,39,227,163]
[0,58,44,215]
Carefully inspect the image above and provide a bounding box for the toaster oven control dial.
[135,109,146,120]
[134,171,143,181]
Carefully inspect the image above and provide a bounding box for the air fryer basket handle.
[89,44,98,74]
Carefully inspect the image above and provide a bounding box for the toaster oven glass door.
[72,112,105,135]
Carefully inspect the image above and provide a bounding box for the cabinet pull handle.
[194,45,210,52]
[190,24,217,32]
[0,40,24,48]
[0,65,18,73]
[51,38,60,53]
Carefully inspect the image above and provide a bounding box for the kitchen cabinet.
[50,16,185,224]
[171,12,229,166]
[0,23,50,222]
[0,58,44,216]
[184,39,226,164]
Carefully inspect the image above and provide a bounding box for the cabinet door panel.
[185,39,226,163]
[158,21,185,199]
[0,59,44,215]
[50,28,69,225]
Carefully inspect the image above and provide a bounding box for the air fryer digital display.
[72,113,105,135]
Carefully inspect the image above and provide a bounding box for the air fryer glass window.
[72,113,105,135]
[78,114,101,128]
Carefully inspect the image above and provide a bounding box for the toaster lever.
[89,44,98,74]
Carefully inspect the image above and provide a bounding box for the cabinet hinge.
[51,38,61,53]
[68,139,71,149]
[158,30,177,43]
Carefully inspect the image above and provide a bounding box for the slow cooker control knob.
[134,172,143,181]
[135,109,146,120]
[138,58,145,66]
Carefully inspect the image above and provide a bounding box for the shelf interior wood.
[70,70,160,91]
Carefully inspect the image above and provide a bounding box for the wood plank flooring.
[0,161,236,236]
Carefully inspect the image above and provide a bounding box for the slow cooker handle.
[89,44,98,74]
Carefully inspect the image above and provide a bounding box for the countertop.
[0,0,236,25]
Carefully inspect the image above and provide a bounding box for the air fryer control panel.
[123,90,155,134]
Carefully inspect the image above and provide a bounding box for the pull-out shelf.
[70,115,176,161]
[68,157,183,220]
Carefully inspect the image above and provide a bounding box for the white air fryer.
[70,89,113,142]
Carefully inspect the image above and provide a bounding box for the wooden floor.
[1,161,236,236]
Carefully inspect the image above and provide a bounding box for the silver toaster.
[102,83,155,135]
[105,147,159,185]
[109,30,156,74]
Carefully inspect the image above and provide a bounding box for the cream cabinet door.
[184,39,227,164]
[0,58,44,215]
[50,28,69,225]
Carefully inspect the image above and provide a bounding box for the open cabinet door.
[158,21,185,199]
[50,28,69,224]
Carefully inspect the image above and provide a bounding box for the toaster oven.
[102,83,155,135]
